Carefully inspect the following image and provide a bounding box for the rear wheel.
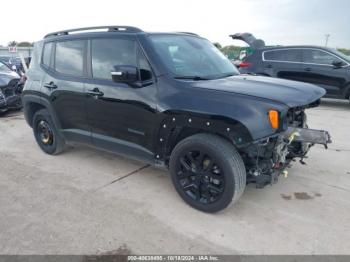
[169,133,246,212]
[33,109,65,155]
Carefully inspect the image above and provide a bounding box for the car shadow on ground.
[0,109,23,118]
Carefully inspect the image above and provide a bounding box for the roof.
[44,26,199,39]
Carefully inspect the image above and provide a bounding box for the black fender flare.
[22,93,62,130]
[154,111,253,162]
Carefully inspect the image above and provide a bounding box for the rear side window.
[264,49,302,62]
[55,40,84,76]
[92,38,137,80]
[263,50,282,61]
[42,42,53,67]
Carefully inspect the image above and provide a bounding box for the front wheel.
[169,133,246,213]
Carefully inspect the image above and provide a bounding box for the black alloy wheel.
[170,133,246,212]
[175,149,225,204]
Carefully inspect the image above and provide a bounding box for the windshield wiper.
[214,73,237,79]
[174,75,211,81]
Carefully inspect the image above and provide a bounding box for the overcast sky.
[1,0,349,48]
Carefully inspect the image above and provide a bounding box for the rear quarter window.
[42,42,53,67]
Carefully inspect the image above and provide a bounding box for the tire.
[169,133,246,213]
[32,109,65,155]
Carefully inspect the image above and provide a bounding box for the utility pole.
[325,34,330,47]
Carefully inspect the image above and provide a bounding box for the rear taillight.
[239,61,252,68]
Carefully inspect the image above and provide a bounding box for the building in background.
[0,46,33,58]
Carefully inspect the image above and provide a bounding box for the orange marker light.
[269,110,279,129]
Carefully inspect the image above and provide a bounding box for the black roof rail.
[44,26,143,38]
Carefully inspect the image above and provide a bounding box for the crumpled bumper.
[285,127,332,148]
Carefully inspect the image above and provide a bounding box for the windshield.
[149,35,239,79]
[0,61,12,73]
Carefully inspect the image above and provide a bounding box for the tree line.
[0,41,34,47]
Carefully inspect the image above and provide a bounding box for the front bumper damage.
[243,127,331,188]
[0,94,22,113]
[285,127,331,148]
[0,80,23,114]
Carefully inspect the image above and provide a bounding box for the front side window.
[149,35,239,79]
[55,40,84,76]
[264,49,302,62]
[303,49,341,65]
[92,38,137,80]
[42,42,53,67]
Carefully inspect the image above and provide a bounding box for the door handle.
[44,82,57,89]
[304,67,312,72]
[266,64,272,68]
[87,88,104,97]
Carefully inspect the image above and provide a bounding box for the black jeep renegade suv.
[22,26,331,212]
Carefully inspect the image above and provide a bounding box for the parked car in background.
[231,33,350,102]
[0,55,29,87]
[0,56,28,75]
[0,56,22,70]
[0,61,23,114]
[0,56,15,68]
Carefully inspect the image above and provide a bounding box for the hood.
[0,71,19,86]
[230,32,265,50]
[190,75,326,108]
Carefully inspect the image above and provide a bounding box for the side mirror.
[111,65,139,84]
[11,65,17,71]
[332,60,345,68]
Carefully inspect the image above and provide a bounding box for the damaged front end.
[242,106,331,188]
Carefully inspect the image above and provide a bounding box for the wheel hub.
[38,120,53,145]
[176,150,225,204]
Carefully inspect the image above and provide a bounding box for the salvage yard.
[0,99,350,255]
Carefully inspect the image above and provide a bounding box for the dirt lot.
[0,99,350,255]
